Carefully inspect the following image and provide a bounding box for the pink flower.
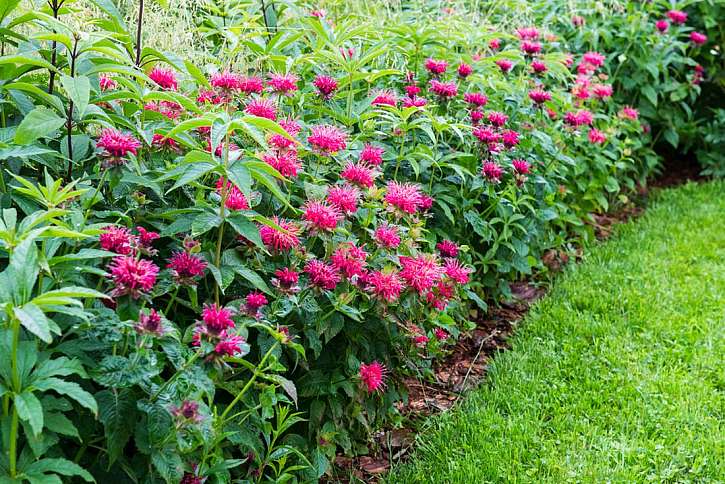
[655,20,669,33]
[245,291,268,311]
[136,227,159,252]
[434,328,449,341]
[269,118,301,149]
[310,9,326,17]
[424,58,448,75]
[216,178,249,210]
[259,217,301,252]
[371,89,398,106]
[444,259,472,284]
[313,75,338,98]
[152,134,179,151]
[210,71,241,91]
[237,76,265,95]
[436,240,459,258]
[402,96,428,107]
[136,309,164,336]
[263,151,302,178]
[99,74,117,91]
[489,38,501,50]
[515,26,540,40]
[273,267,299,289]
[108,256,158,299]
[384,181,423,214]
[429,80,458,98]
[529,88,552,104]
[520,40,542,55]
[366,270,404,302]
[304,259,341,290]
[215,333,245,356]
[405,84,421,97]
[359,361,387,393]
[327,184,360,214]
[502,130,520,148]
[473,126,500,144]
[666,9,687,25]
[482,161,504,183]
[374,224,401,249]
[487,111,508,127]
[512,159,531,175]
[531,60,548,73]
[100,226,135,255]
[341,162,377,188]
[171,400,202,423]
[690,31,707,45]
[588,128,606,144]
[308,124,348,154]
[399,253,443,294]
[564,109,594,127]
[572,15,585,27]
[302,200,342,232]
[197,89,225,105]
[148,66,178,91]
[97,128,142,164]
[167,251,207,285]
[582,51,605,68]
[413,334,429,348]
[593,84,613,99]
[619,106,639,120]
[360,144,384,166]
[458,63,473,78]
[331,242,368,279]
[245,98,277,120]
[471,110,484,124]
[202,303,235,333]
[267,73,299,94]
[464,92,488,107]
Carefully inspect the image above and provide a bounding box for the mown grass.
[389,181,725,483]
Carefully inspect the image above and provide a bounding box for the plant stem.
[82,168,108,225]
[214,131,231,304]
[218,343,278,423]
[135,0,144,66]
[8,316,21,477]
[66,35,79,181]
[48,0,60,95]
[164,286,180,314]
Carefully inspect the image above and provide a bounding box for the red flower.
[512,159,531,175]
[273,267,299,288]
[515,26,540,40]
[582,51,605,68]
[267,73,299,94]
[487,111,508,127]
[359,361,387,393]
[619,106,639,120]
[197,89,225,105]
[473,126,500,144]
[259,217,301,252]
[457,63,473,78]
[167,251,207,285]
[263,151,302,178]
[531,60,548,73]
[215,333,245,356]
[444,259,472,284]
[655,20,669,33]
[216,178,250,210]
[529,88,551,104]
[434,328,449,341]
[666,9,687,25]
[588,128,606,144]
[424,58,448,75]
[245,98,277,120]
[384,181,423,214]
[520,40,542,55]
[210,71,241,91]
[471,110,484,124]
[308,124,348,154]
[482,161,503,182]
[571,15,585,27]
[148,66,178,91]
[108,256,158,299]
[413,334,429,348]
[402,96,428,108]
[564,109,594,127]
[399,253,443,294]
[360,144,384,166]
[327,184,360,214]
[97,128,142,164]
[436,240,459,258]
[237,76,265,94]
[313,75,338,98]
[374,224,401,249]
[593,84,613,99]
[245,292,268,311]
[464,92,488,107]
[405,84,421,97]
[304,259,341,290]
[99,74,117,91]
[100,226,135,255]
[366,270,404,302]
[152,134,179,151]
[489,38,501,50]
[136,309,164,336]
[429,80,458,98]
[502,130,520,148]
[371,89,398,106]
[171,400,202,423]
[202,303,235,333]
[302,200,342,232]
[341,162,377,188]
[690,31,707,45]
[330,242,368,279]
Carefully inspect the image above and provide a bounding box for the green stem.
[8,316,21,477]
[165,286,180,314]
[82,169,109,226]
[214,132,231,305]
[218,343,278,424]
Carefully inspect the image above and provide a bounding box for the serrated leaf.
[14,107,65,145]
[226,213,264,249]
[15,304,53,343]
[15,391,44,436]
[96,388,135,464]
[33,377,97,415]
[24,458,94,482]
[61,75,90,119]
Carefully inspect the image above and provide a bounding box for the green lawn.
[389,181,725,483]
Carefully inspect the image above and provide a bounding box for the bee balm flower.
[148,66,178,91]
[259,217,301,252]
[307,124,348,154]
[108,256,159,299]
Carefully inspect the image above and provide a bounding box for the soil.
[328,160,702,483]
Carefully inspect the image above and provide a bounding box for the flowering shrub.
[0,0,715,482]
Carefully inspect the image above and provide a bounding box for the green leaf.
[641,85,657,107]
[33,378,98,416]
[14,304,53,343]
[44,412,80,439]
[226,213,264,250]
[14,107,65,145]
[233,265,272,294]
[663,128,679,148]
[24,458,94,482]
[61,75,90,119]
[191,212,222,236]
[0,0,21,22]
[15,391,44,436]
[227,161,252,198]
[151,450,184,482]
[604,176,620,193]
[96,388,135,464]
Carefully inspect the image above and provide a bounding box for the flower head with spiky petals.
[359,361,387,393]
[304,259,341,290]
[149,66,178,90]
[167,251,207,285]
[245,98,277,120]
[327,184,360,214]
[374,224,401,249]
[341,162,377,188]
[308,124,347,155]
[108,256,158,299]
[384,181,424,215]
[267,73,299,94]
[360,144,384,166]
[399,253,444,294]
[313,75,338,99]
[201,303,235,333]
[259,217,301,252]
[436,240,459,258]
[424,58,448,75]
